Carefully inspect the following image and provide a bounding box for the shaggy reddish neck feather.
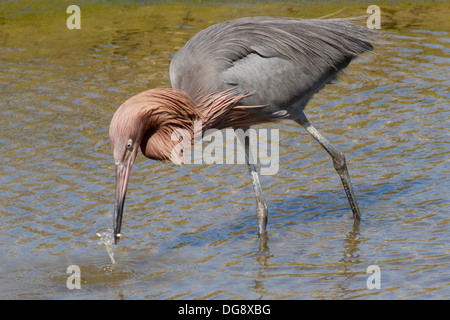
[110,88,265,164]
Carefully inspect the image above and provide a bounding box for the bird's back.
[170,17,373,120]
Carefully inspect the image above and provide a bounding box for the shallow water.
[0,0,449,299]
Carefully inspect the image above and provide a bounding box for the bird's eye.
[126,139,133,150]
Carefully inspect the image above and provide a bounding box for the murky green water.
[0,0,449,299]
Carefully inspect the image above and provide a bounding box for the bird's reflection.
[250,219,362,299]
[251,232,272,299]
[341,220,361,264]
[258,232,269,253]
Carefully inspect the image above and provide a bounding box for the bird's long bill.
[113,156,134,244]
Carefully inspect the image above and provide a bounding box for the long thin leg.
[237,130,268,234]
[296,111,361,221]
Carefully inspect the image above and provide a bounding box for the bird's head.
[109,95,148,245]
[109,88,199,244]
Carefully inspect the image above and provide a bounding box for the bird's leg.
[247,159,269,235]
[245,150,267,234]
[238,130,268,235]
[295,112,361,221]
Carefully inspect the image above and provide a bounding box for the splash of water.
[97,227,116,264]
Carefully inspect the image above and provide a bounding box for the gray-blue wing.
[170,17,372,119]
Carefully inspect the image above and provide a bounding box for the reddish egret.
[109,16,373,244]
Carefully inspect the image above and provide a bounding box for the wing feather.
[170,17,373,118]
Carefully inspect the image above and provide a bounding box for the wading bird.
[109,16,373,244]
